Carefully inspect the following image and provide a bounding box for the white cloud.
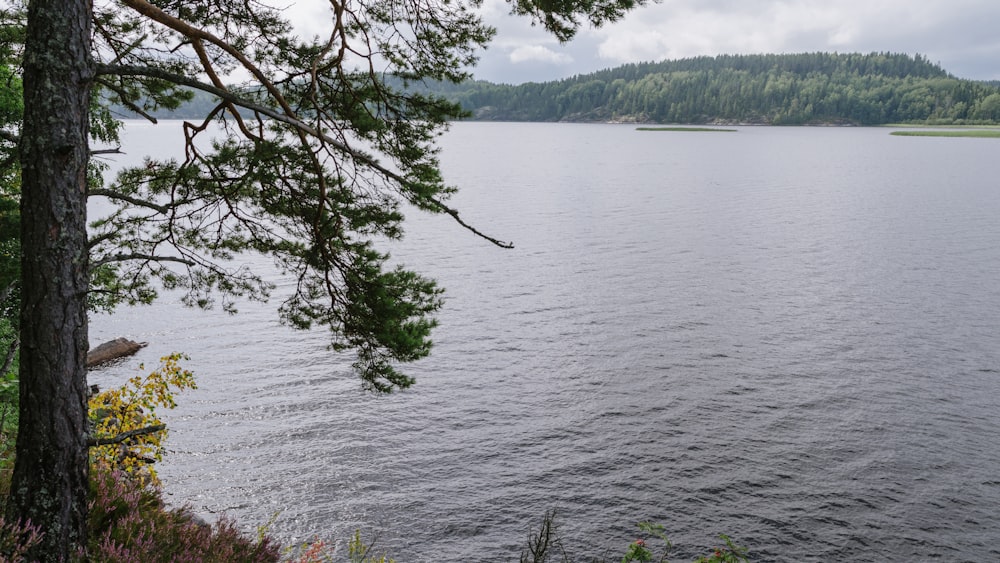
[275,0,1000,83]
[509,45,574,64]
[590,1,872,64]
[514,0,1000,82]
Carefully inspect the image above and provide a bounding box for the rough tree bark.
[7,0,94,560]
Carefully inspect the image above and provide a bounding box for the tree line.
[122,53,1000,126]
[431,52,1000,125]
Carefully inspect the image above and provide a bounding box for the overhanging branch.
[96,63,358,149]
[91,253,198,268]
[94,64,514,248]
[96,77,159,124]
[428,196,514,248]
[88,188,170,213]
[87,424,166,447]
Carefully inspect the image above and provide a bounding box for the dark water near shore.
[91,122,1000,561]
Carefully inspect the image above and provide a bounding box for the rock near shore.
[86,337,147,369]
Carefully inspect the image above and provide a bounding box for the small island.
[890,129,1000,138]
[636,126,737,132]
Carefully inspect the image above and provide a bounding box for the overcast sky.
[284,0,1000,84]
[470,0,1000,84]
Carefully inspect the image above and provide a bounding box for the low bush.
[89,353,197,486]
[86,466,280,563]
[0,514,41,561]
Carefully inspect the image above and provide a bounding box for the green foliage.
[0,66,20,125]
[691,535,750,563]
[77,0,498,390]
[0,61,20,456]
[521,512,748,563]
[347,530,396,563]
[0,3,25,66]
[621,539,654,562]
[88,354,197,486]
[508,0,649,42]
[0,63,20,320]
[621,522,670,562]
[6,0,647,558]
[617,523,749,563]
[421,52,1000,125]
[2,0,645,396]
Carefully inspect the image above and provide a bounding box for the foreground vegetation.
[0,354,749,562]
[521,514,749,563]
[0,357,396,562]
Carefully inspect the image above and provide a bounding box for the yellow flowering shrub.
[88,353,196,486]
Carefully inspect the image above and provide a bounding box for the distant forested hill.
[115,52,1000,126]
[427,52,1000,125]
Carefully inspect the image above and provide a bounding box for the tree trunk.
[8,0,93,560]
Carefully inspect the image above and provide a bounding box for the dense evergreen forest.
[126,53,1000,126]
[429,52,1000,125]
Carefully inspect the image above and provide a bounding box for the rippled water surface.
[91,122,1000,561]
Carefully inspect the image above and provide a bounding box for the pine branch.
[96,64,514,248]
[91,253,197,268]
[86,231,117,250]
[425,195,515,248]
[95,63,356,152]
[88,187,170,213]
[116,0,302,137]
[95,77,159,123]
[87,423,166,447]
[101,0,515,251]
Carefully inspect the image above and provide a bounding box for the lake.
[90,122,1000,561]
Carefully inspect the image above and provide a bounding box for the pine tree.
[4,0,644,559]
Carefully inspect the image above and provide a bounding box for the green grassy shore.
[890,129,1000,138]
